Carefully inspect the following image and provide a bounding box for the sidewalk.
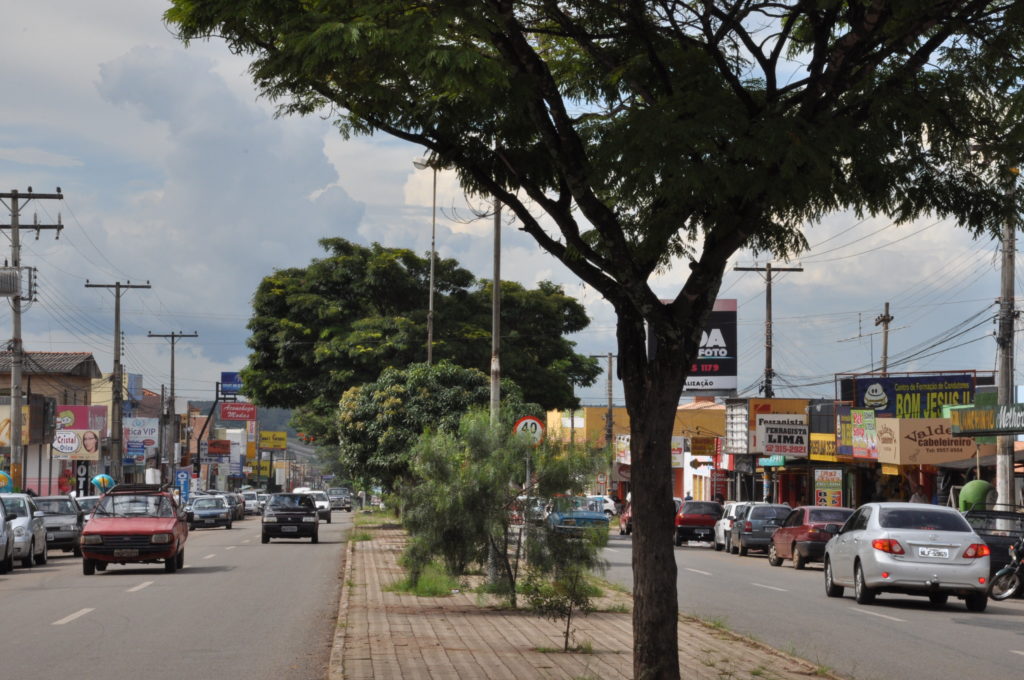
[329,521,842,680]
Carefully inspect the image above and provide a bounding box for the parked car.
[80,483,188,575]
[0,497,17,573]
[262,493,319,543]
[768,505,854,568]
[257,493,269,512]
[674,501,723,546]
[188,495,233,530]
[588,495,617,517]
[328,487,353,512]
[618,501,632,535]
[714,501,751,552]
[823,502,990,611]
[35,495,85,556]
[720,502,765,553]
[961,505,1024,578]
[242,490,262,515]
[307,490,333,523]
[0,493,48,568]
[546,496,609,536]
[730,503,791,556]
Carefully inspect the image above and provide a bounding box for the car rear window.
[682,502,721,515]
[808,508,854,523]
[36,499,77,514]
[750,506,790,520]
[878,508,971,532]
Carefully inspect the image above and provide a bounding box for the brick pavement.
[329,521,842,680]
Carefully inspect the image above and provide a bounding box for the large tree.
[241,237,599,443]
[168,3,1024,677]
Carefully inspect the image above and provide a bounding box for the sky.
[0,2,1014,411]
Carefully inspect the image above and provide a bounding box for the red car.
[80,484,189,575]
[618,502,632,535]
[767,505,854,569]
[674,501,723,546]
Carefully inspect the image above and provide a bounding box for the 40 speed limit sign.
[513,415,545,446]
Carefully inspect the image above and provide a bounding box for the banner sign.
[220,402,257,421]
[851,409,878,459]
[848,374,974,418]
[221,372,243,395]
[683,298,738,392]
[877,418,975,466]
[835,405,853,457]
[208,439,232,456]
[124,417,158,464]
[754,413,806,455]
[814,469,843,507]
[52,405,108,461]
[259,430,288,450]
[809,432,839,461]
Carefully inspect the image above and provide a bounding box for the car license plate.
[281,526,298,533]
[695,529,709,536]
[113,549,139,558]
[47,533,54,541]
[918,547,949,558]
[204,519,214,524]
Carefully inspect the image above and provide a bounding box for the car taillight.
[744,521,752,532]
[871,538,905,554]
[962,543,991,559]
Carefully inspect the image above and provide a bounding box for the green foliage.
[235,238,598,445]
[387,560,463,597]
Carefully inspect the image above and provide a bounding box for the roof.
[0,352,103,378]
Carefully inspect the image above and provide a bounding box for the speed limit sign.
[513,415,545,446]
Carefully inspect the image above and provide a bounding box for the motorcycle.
[989,534,1024,601]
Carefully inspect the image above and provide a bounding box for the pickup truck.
[961,504,1024,580]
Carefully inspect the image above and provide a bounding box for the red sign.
[710,468,729,501]
[220,402,257,421]
[208,439,232,456]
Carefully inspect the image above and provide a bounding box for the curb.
[328,532,356,680]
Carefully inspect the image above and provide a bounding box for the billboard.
[221,372,243,395]
[52,405,108,461]
[684,298,738,392]
[124,417,159,464]
[220,402,257,421]
[851,409,878,459]
[877,418,975,466]
[259,430,288,450]
[843,374,975,418]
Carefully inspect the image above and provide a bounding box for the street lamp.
[412,157,437,365]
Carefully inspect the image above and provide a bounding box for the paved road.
[0,509,352,679]
[603,532,1024,680]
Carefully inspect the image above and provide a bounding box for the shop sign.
[208,439,231,456]
[754,413,806,454]
[951,403,1024,437]
[835,405,853,456]
[848,374,974,418]
[683,298,738,392]
[813,469,843,506]
[876,418,975,466]
[671,436,685,468]
[614,434,631,464]
[809,433,838,461]
[851,409,878,459]
[220,402,257,421]
[757,455,787,467]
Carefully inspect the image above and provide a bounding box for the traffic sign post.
[513,416,545,495]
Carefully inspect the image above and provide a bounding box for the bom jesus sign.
[220,402,257,421]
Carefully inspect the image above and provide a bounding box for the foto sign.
[220,402,257,421]
[513,416,545,446]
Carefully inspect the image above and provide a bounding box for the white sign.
[53,430,80,455]
[754,414,807,456]
[513,416,545,446]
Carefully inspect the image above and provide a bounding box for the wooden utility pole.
[489,198,501,426]
[148,330,197,480]
[874,302,894,375]
[85,280,151,482]
[997,168,1018,507]
[734,262,803,398]
[1,188,63,491]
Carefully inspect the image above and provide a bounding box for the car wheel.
[37,543,47,565]
[674,531,683,547]
[226,521,232,530]
[164,552,178,573]
[928,593,948,606]
[714,538,723,551]
[768,543,783,567]
[176,549,185,569]
[82,558,95,575]
[312,531,319,544]
[738,540,748,557]
[21,540,34,568]
[727,535,736,554]
[95,561,107,572]
[327,514,332,524]
[0,550,12,574]
[964,591,988,612]
[73,546,82,558]
[854,563,875,604]
[792,546,806,570]
[824,558,844,598]
[261,534,270,544]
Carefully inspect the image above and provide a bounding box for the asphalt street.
[603,532,1024,680]
[0,510,352,680]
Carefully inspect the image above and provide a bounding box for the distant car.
[545,496,609,536]
[0,498,17,572]
[80,484,188,575]
[731,503,791,556]
[262,493,319,543]
[35,495,85,556]
[257,493,269,512]
[768,506,854,569]
[307,490,332,523]
[188,496,233,530]
[587,495,617,517]
[242,490,261,515]
[823,502,990,611]
[0,493,48,568]
[674,501,723,546]
[328,487,353,512]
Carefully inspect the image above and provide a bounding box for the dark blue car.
[188,496,232,530]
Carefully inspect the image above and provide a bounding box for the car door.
[775,508,803,559]
[28,499,46,549]
[830,506,870,584]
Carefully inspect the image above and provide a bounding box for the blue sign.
[846,374,975,419]
[757,455,787,467]
[176,469,191,503]
[221,372,243,395]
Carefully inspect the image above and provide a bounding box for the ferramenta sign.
[950,403,1024,436]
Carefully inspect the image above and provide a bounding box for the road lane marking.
[685,568,712,576]
[752,583,788,592]
[1011,650,1024,657]
[226,546,236,551]
[849,607,905,622]
[126,581,153,593]
[203,554,215,560]
[603,548,620,553]
[53,608,94,625]
[241,539,251,544]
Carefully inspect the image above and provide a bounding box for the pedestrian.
[909,482,929,504]
[684,491,693,501]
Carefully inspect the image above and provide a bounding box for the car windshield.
[682,502,721,515]
[878,508,971,532]
[750,506,790,520]
[268,494,315,509]
[2,497,28,514]
[95,494,175,518]
[78,498,99,512]
[36,499,77,514]
[193,498,225,509]
[808,508,854,523]
[310,492,328,500]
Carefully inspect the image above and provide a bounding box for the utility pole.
[996,167,1018,507]
[734,262,803,398]
[874,302,894,375]
[148,330,197,481]
[489,198,501,426]
[1,187,63,491]
[86,280,151,482]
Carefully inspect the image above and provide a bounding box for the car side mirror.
[823,523,841,535]
[33,510,45,518]
[6,511,16,520]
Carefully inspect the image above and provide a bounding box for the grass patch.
[537,641,594,654]
[385,561,462,597]
[350,531,373,542]
[598,602,630,614]
[353,509,397,527]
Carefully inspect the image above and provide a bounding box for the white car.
[587,495,617,517]
[714,501,766,552]
[0,499,16,572]
[0,493,48,568]
[306,490,332,523]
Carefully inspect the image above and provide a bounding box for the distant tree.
[169,3,1024,677]
[239,238,598,444]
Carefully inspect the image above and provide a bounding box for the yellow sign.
[259,431,287,450]
[809,433,838,461]
[247,441,256,461]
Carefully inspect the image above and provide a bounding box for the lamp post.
[412,157,437,365]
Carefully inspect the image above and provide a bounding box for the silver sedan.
[823,502,990,612]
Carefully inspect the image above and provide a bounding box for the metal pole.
[765,263,773,398]
[10,191,23,489]
[428,167,436,365]
[996,168,1017,506]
